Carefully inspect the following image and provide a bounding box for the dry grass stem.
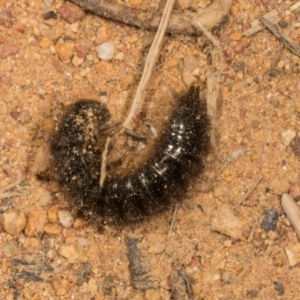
[100,137,111,186]
[281,193,300,240]
[192,20,224,148]
[259,17,300,58]
[100,0,175,185]
[235,265,250,280]
[234,176,263,208]
[0,179,23,193]
[243,10,280,36]
[122,0,175,129]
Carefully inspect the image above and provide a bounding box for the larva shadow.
[37,86,210,225]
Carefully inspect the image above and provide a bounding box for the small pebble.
[278,20,288,28]
[0,209,27,236]
[280,129,296,147]
[145,289,162,300]
[59,243,87,263]
[55,42,74,63]
[277,60,285,69]
[77,237,87,246]
[0,42,19,58]
[202,270,221,285]
[58,2,85,23]
[39,37,53,48]
[213,186,223,198]
[25,207,48,238]
[0,9,13,28]
[76,45,89,58]
[3,240,18,256]
[58,209,74,228]
[96,41,115,60]
[230,31,242,41]
[292,136,300,159]
[42,11,57,20]
[69,22,79,33]
[96,26,111,45]
[221,272,231,283]
[235,38,250,53]
[115,52,124,60]
[73,217,87,229]
[274,281,285,296]
[183,55,198,71]
[261,208,278,231]
[290,184,300,200]
[31,144,51,175]
[44,223,61,236]
[182,70,196,86]
[129,0,143,8]
[51,277,72,296]
[211,205,249,240]
[42,27,63,42]
[48,205,58,223]
[39,190,52,206]
[72,55,84,66]
[285,244,300,266]
[88,278,97,294]
[38,87,46,94]
[223,239,232,247]
[18,110,32,124]
[0,101,7,115]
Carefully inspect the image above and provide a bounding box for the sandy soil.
[1,0,300,299]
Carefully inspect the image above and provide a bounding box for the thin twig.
[0,180,25,199]
[155,40,181,69]
[243,10,280,36]
[235,265,250,280]
[192,20,224,147]
[260,17,300,58]
[0,179,23,193]
[69,0,232,36]
[269,234,287,247]
[268,43,284,76]
[0,192,22,199]
[99,0,175,185]
[124,128,147,139]
[122,0,176,129]
[234,176,263,208]
[247,221,256,242]
[168,203,178,234]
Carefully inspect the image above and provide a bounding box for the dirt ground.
[1,0,300,299]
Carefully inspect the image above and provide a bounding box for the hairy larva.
[38,86,209,225]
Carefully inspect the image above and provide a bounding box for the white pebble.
[77,237,87,246]
[70,22,79,33]
[50,45,56,54]
[115,52,124,60]
[96,41,115,60]
[280,129,296,147]
[39,191,52,206]
[210,204,249,240]
[38,87,46,95]
[58,209,74,228]
[285,244,300,266]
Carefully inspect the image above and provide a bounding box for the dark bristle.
[37,87,210,225]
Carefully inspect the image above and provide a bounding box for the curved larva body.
[43,86,209,224]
